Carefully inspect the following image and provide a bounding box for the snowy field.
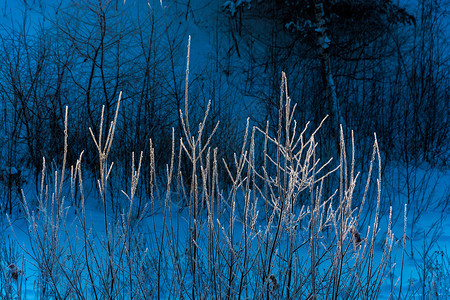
[0,0,449,299]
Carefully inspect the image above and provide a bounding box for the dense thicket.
[0,0,242,209]
[223,0,448,168]
[0,0,448,213]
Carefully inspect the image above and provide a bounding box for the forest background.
[0,0,448,298]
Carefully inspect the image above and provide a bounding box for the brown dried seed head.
[7,264,23,284]
[352,227,362,243]
[269,274,279,290]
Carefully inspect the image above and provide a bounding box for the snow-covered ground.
[0,0,448,299]
[3,157,448,298]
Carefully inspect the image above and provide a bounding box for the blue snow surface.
[1,0,449,299]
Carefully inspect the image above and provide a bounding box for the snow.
[223,1,237,17]
[0,0,449,298]
[8,167,18,175]
[223,0,251,17]
[3,143,447,298]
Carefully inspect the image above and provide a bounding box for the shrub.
[6,48,405,299]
